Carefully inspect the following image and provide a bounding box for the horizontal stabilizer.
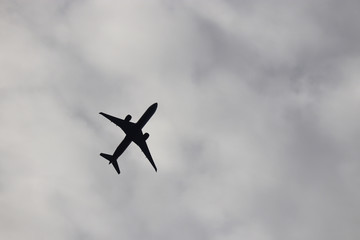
[100,153,120,174]
[100,153,113,162]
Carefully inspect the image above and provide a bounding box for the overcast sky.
[1,0,360,239]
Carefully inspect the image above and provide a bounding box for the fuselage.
[136,103,158,129]
[122,102,157,140]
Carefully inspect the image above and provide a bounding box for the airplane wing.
[133,137,157,172]
[99,112,131,133]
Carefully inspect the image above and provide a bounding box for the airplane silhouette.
[99,103,158,174]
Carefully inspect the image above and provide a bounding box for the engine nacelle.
[143,133,149,140]
[125,114,132,121]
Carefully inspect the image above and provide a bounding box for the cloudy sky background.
[1,0,360,239]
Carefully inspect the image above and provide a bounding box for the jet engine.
[143,133,149,140]
[125,114,132,121]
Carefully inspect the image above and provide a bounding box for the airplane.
[99,103,158,174]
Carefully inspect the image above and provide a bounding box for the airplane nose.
[151,103,158,110]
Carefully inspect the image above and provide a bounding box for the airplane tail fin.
[100,153,120,174]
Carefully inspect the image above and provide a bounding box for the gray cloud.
[1,0,360,239]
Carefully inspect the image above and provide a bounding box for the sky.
[1,0,360,239]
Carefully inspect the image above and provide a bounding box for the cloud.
[1,0,360,239]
